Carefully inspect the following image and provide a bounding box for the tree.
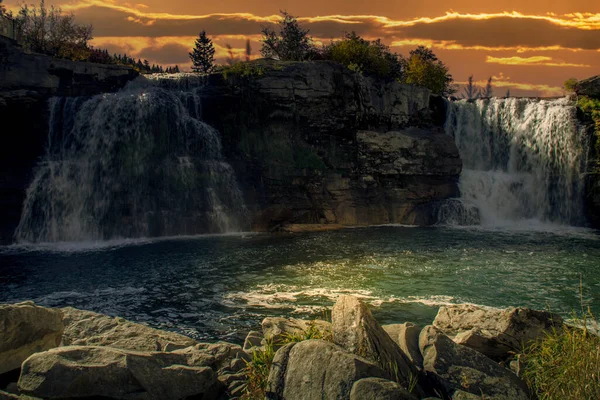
[225,43,236,66]
[462,75,480,100]
[16,0,93,60]
[481,76,493,98]
[505,89,511,98]
[260,10,314,61]
[564,78,578,93]
[0,0,6,16]
[174,65,180,73]
[401,46,455,96]
[189,30,215,73]
[245,39,252,62]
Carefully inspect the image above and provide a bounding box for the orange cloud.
[391,40,586,53]
[485,55,591,67]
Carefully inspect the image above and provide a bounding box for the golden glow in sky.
[5,0,599,96]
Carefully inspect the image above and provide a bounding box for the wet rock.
[419,325,529,400]
[262,317,331,347]
[383,322,424,368]
[452,390,482,399]
[574,75,600,98]
[332,296,424,394]
[61,307,197,352]
[433,304,562,360]
[0,302,64,374]
[265,340,388,400]
[350,377,418,400]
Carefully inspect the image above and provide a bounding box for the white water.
[444,97,588,227]
[16,75,248,242]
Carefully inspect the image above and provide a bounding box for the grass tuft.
[521,308,600,400]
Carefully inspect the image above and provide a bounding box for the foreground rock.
[0,302,64,374]
[420,325,529,399]
[574,75,600,98]
[383,322,424,368]
[332,295,424,395]
[61,307,197,351]
[266,340,388,400]
[433,304,562,360]
[350,377,417,400]
[18,342,249,400]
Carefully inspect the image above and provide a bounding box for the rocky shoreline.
[0,298,563,399]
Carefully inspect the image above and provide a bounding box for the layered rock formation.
[0,37,137,243]
[201,61,461,231]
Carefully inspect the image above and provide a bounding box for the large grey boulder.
[266,340,388,400]
[433,304,562,360]
[332,296,423,394]
[61,307,197,351]
[419,325,529,400]
[350,377,418,400]
[17,343,250,400]
[383,323,424,368]
[262,317,331,347]
[0,302,64,374]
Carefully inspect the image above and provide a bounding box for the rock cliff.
[201,61,461,231]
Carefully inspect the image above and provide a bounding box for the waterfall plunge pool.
[1,225,598,343]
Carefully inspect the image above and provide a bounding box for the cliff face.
[200,61,461,230]
[0,37,137,243]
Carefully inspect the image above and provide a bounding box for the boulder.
[332,296,423,394]
[18,345,231,400]
[452,390,482,399]
[433,304,562,360]
[243,330,264,351]
[0,302,64,374]
[350,377,418,400]
[266,340,388,400]
[383,323,424,368]
[419,325,529,400]
[60,307,197,351]
[261,317,331,347]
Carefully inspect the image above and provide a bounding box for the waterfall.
[16,74,248,242]
[443,97,588,227]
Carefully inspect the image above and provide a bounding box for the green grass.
[222,62,265,80]
[241,321,332,400]
[578,96,600,172]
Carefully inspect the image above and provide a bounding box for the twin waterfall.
[15,81,589,242]
[16,75,248,242]
[443,97,588,228]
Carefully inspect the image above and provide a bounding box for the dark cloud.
[138,42,190,63]
[74,5,600,51]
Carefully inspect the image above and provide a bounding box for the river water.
[1,225,598,343]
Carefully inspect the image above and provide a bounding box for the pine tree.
[189,30,215,73]
[174,65,180,73]
[481,77,493,98]
[245,39,252,62]
[462,75,480,100]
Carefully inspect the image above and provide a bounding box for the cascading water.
[443,97,588,227]
[16,74,248,243]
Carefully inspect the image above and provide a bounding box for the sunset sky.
[5,0,600,96]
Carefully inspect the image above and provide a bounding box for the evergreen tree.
[189,30,215,73]
[462,75,480,100]
[481,76,493,98]
[245,39,252,62]
[505,89,511,98]
[225,43,235,66]
[260,10,314,61]
[174,65,180,73]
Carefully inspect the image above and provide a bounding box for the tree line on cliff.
[3,0,176,74]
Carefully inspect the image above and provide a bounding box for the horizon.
[3,0,599,97]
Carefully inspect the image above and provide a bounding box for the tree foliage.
[260,11,314,61]
[324,32,403,80]
[564,78,578,93]
[482,76,493,98]
[401,46,455,96]
[189,30,215,73]
[16,0,93,60]
[462,75,480,100]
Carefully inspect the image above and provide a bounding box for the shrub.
[324,32,403,80]
[222,61,265,80]
[521,310,600,400]
[564,78,578,93]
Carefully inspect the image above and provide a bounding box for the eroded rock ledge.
[0,298,563,400]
